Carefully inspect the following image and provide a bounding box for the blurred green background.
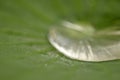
[0,0,120,80]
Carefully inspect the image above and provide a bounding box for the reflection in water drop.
[48,21,120,62]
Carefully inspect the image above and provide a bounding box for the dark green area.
[0,0,120,80]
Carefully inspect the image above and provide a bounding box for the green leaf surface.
[0,0,120,80]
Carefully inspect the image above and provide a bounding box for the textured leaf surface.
[0,0,120,80]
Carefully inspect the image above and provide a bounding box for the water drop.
[48,21,120,62]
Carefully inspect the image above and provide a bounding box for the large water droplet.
[48,21,120,62]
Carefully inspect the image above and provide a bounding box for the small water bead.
[48,21,120,62]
